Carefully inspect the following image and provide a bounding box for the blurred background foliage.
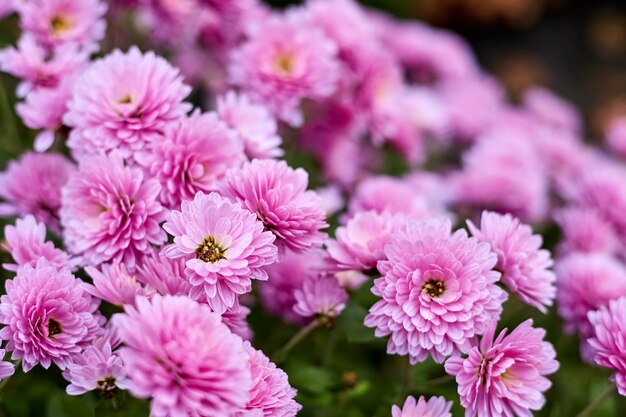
[1,1,626,416]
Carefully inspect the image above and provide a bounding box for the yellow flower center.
[196,236,226,263]
[50,15,71,35]
[422,279,446,297]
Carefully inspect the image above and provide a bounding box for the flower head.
[220,159,328,252]
[293,275,348,320]
[0,259,102,371]
[554,207,619,255]
[605,117,626,159]
[391,396,452,417]
[222,305,253,341]
[162,192,277,313]
[113,295,252,417]
[0,350,14,382]
[445,320,558,417]
[84,262,150,307]
[364,219,507,364]
[522,87,581,133]
[136,250,191,297]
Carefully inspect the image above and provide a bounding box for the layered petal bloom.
[84,262,151,307]
[229,12,340,126]
[293,275,348,319]
[236,342,301,417]
[220,159,328,252]
[65,47,191,160]
[522,87,581,133]
[588,297,626,396]
[113,295,252,417]
[2,215,69,272]
[0,152,75,233]
[216,91,283,159]
[60,153,166,268]
[445,320,558,417]
[162,192,277,313]
[135,111,245,209]
[222,305,253,341]
[467,211,556,312]
[391,396,452,417]
[553,207,619,255]
[0,259,102,371]
[136,251,191,297]
[364,219,507,364]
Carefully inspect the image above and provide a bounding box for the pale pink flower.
[522,87,581,133]
[84,262,151,307]
[391,396,452,417]
[0,350,14,382]
[136,250,191,297]
[222,305,253,341]
[605,117,626,159]
[293,275,348,319]
[554,207,619,255]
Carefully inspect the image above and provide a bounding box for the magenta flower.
[220,159,328,252]
[229,12,340,126]
[293,275,348,319]
[136,251,191,297]
[2,215,69,272]
[64,335,129,396]
[445,320,558,417]
[0,259,102,371]
[84,262,150,307]
[162,192,277,313]
[113,295,252,417]
[326,210,405,271]
[364,219,507,364]
[65,47,191,160]
[554,207,619,255]
[60,152,166,269]
[588,297,626,396]
[135,111,245,209]
[467,211,556,312]
[16,0,107,51]
[391,396,452,417]
[216,91,283,160]
[0,152,75,233]
[0,350,15,382]
[237,342,301,417]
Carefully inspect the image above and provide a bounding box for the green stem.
[575,384,615,417]
[275,319,321,362]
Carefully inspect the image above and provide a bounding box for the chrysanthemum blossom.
[216,91,283,159]
[222,305,253,341]
[135,111,245,209]
[327,210,405,271]
[65,47,191,160]
[391,395,452,417]
[605,117,626,159]
[60,152,166,268]
[588,297,626,396]
[136,251,191,297]
[0,152,75,233]
[364,219,507,364]
[445,320,558,417]
[293,275,348,320]
[0,350,14,382]
[554,207,619,255]
[468,211,556,312]
[16,0,107,51]
[522,87,581,133]
[113,295,252,417]
[85,262,151,307]
[220,159,328,252]
[64,335,129,396]
[0,259,101,372]
[162,192,277,314]
[2,215,69,272]
[229,12,340,126]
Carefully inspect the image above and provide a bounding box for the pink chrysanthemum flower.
[113,295,252,417]
[0,350,15,382]
[0,152,75,233]
[445,319,558,417]
[222,305,253,341]
[229,12,340,126]
[0,259,102,372]
[136,251,191,297]
[16,0,107,51]
[135,111,245,209]
[2,215,69,272]
[236,342,301,417]
[467,211,556,312]
[364,219,507,364]
[391,396,452,417]
[64,335,129,396]
[216,91,283,160]
[162,192,277,314]
[605,117,626,159]
[220,159,328,252]
[60,152,166,268]
[84,262,150,307]
[293,275,348,320]
[522,87,581,133]
[588,297,626,396]
[326,210,405,271]
[554,207,619,255]
[65,47,191,160]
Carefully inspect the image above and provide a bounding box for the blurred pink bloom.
[0,259,102,372]
[65,47,191,160]
[468,211,556,312]
[0,350,14,382]
[605,117,626,159]
[522,87,581,134]
[135,111,245,209]
[113,295,252,417]
[554,207,619,255]
[445,320,558,417]
[222,305,253,341]
[0,151,75,233]
[391,396,452,417]
[60,152,166,268]
[84,262,150,307]
[220,159,328,252]
[365,219,507,364]
[293,275,348,319]
[162,192,277,313]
